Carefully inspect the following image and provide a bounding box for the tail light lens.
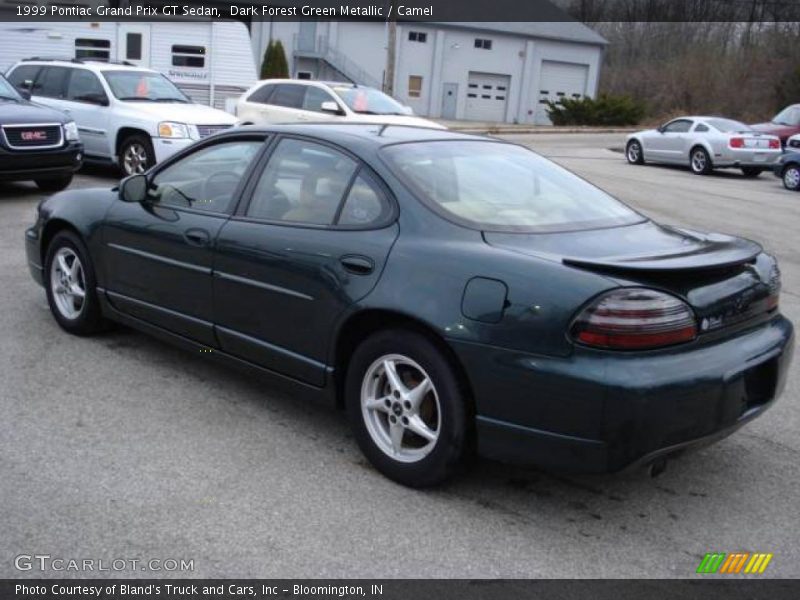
[730,137,744,148]
[571,288,697,350]
[769,139,781,149]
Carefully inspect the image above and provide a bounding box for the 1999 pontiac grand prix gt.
[25,124,794,486]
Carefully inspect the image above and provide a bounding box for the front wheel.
[626,140,645,165]
[44,230,106,335]
[690,147,713,175]
[741,167,763,178]
[783,164,800,191]
[119,134,155,176]
[345,330,470,487]
[35,175,73,192]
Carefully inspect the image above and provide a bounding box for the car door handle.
[184,228,210,247]
[340,255,374,275]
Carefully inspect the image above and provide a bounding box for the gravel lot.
[1,134,797,578]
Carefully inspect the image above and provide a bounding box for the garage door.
[535,61,589,124]
[465,72,510,122]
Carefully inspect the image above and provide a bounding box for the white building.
[251,21,607,124]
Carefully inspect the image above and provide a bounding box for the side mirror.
[657,126,666,134]
[17,87,31,101]
[76,93,109,106]
[119,174,148,203]
[320,100,344,115]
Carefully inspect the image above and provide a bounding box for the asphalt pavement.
[1,136,798,578]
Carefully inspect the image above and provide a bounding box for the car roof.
[15,59,154,73]
[234,122,490,149]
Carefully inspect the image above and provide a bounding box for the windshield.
[0,75,21,101]
[707,118,750,132]
[331,85,407,115]
[382,141,644,232]
[102,70,190,103]
[773,106,800,126]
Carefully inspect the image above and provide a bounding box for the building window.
[408,31,427,43]
[408,75,422,98]
[296,71,313,80]
[172,45,205,68]
[474,38,493,50]
[75,38,110,61]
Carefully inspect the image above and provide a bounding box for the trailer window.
[172,45,205,68]
[75,38,111,61]
[126,33,142,61]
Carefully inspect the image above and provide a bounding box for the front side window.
[75,38,110,60]
[408,76,423,98]
[6,65,41,91]
[102,70,189,103]
[149,141,262,213]
[248,139,358,226]
[66,69,107,104]
[663,120,692,133]
[172,45,205,68]
[382,141,643,232]
[330,85,406,115]
[302,86,337,112]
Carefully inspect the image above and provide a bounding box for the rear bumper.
[453,315,794,473]
[714,149,782,168]
[0,142,83,182]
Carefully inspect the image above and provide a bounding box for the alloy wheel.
[691,150,707,173]
[123,143,149,175]
[50,247,86,320]
[627,142,641,163]
[784,166,800,190]
[360,354,441,463]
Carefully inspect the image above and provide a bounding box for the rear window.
[382,141,643,233]
[707,118,750,133]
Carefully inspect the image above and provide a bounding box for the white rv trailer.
[0,10,257,112]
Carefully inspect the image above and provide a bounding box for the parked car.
[785,132,800,151]
[6,59,238,176]
[26,124,794,486]
[751,104,800,144]
[0,73,82,191]
[626,116,782,176]
[236,79,445,129]
[773,150,800,191]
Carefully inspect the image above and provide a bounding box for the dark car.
[24,124,794,486]
[751,104,800,145]
[0,73,82,191]
[773,150,800,191]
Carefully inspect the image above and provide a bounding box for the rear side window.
[35,67,71,99]
[269,84,305,109]
[338,174,392,227]
[694,123,709,132]
[7,65,41,90]
[248,83,275,104]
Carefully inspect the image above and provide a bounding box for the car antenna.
[378,124,389,136]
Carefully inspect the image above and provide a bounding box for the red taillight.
[730,137,744,148]
[571,288,697,350]
[769,138,781,149]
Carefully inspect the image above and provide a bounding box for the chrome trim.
[214,270,313,301]
[107,243,211,274]
[1,122,64,150]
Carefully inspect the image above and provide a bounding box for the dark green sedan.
[25,124,794,486]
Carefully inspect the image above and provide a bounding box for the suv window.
[34,66,71,99]
[149,141,262,213]
[248,83,275,104]
[7,65,41,90]
[269,84,305,109]
[247,139,358,225]
[663,119,692,133]
[66,69,107,104]
[302,86,336,112]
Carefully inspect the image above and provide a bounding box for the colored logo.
[696,552,773,574]
[21,131,48,141]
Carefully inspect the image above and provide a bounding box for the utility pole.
[384,11,396,96]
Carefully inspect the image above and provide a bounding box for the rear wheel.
[741,167,763,178]
[690,146,713,175]
[782,164,800,191]
[119,134,155,176]
[626,140,644,165]
[44,231,106,335]
[35,175,73,192]
[345,329,470,487]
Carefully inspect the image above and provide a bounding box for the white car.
[626,116,782,177]
[236,79,445,129]
[6,59,238,175]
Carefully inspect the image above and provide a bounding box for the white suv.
[6,59,238,175]
[236,79,445,129]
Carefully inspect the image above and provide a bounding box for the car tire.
[345,329,471,487]
[690,146,713,175]
[741,167,763,178]
[44,230,106,336]
[35,175,73,192]
[782,164,800,191]
[626,140,645,165]
[119,134,155,176]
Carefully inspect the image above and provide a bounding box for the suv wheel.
[119,134,155,176]
[783,164,800,191]
[345,330,470,487]
[35,175,73,192]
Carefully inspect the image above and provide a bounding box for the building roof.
[434,22,608,46]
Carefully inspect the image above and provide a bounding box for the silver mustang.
[626,116,782,177]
